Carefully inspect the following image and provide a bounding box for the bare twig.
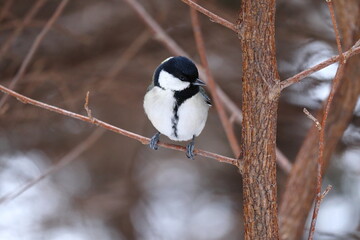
[308,3,345,238]
[181,0,237,32]
[0,0,69,109]
[122,0,187,56]
[275,148,292,174]
[321,184,332,198]
[280,44,360,90]
[0,0,46,60]
[303,108,322,130]
[0,84,239,166]
[327,0,343,62]
[84,91,94,121]
[353,39,360,48]
[190,4,241,158]
[307,185,333,239]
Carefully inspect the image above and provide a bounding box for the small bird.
[143,56,211,159]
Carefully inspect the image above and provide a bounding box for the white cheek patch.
[158,70,190,91]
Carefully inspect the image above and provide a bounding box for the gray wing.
[146,82,155,93]
[200,87,212,106]
[146,71,158,93]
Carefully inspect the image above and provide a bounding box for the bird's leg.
[149,132,161,150]
[186,135,196,160]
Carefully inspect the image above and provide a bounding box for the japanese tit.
[143,56,211,160]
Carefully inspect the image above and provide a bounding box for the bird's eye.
[179,76,186,81]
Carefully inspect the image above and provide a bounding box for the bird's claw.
[186,136,196,160]
[149,132,160,150]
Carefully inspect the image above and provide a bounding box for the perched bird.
[143,56,211,159]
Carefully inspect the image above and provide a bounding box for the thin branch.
[181,0,237,32]
[122,0,187,56]
[190,4,241,158]
[353,39,360,48]
[275,148,292,174]
[0,0,46,60]
[280,44,360,90]
[307,185,333,240]
[327,0,343,62]
[308,3,345,238]
[303,108,322,130]
[303,106,325,240]
[84,91,93,121]
[321,185,332,198]
[0,0,69,109]
[0,84,240,167]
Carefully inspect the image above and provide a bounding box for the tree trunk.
[279,1,360,239]
[238,0,280,239]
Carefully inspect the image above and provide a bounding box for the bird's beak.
[193,78,206,86]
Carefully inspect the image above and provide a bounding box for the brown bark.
[279,1,360,239]
[238,1,280,239]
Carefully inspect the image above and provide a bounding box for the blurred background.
[0,0,359,239]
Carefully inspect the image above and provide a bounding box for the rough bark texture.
[239,1,280,239]
[279,1,360,239]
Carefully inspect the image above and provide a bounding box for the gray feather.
[146,82,154,93]
[200,87,212,106]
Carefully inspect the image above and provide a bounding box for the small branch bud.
[303,108,322,131]
[84,91,94,122]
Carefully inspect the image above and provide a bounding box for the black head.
[162,56,199,83]
[154,56,204,91]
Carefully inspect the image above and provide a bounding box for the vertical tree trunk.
[238,1,280,239]
[279,1,360,239]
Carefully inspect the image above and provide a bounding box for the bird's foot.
[186,136,196,160]
[149,132,161,150]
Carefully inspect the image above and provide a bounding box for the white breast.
[144,87,176,138]
[144,88,210,142]
[144,87,209,141]
[176,92,209,141]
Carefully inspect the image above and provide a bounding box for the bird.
[143,56,211,160]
